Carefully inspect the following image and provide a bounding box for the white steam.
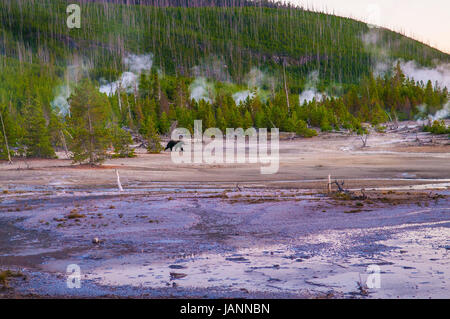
[100,53,153,96]
[299,71,328,105]
[124,54,153,74]
[233,90,255,105]
[416,104,427,114]
[99,72,138,95]
[245,68,275,90]
[299,89,326,105]
[403,61,450,121]
[361,28,449,119]
[189,77,214,103]
[398,60,450,90]
[430,102,450,121]
[50,57,92,116]
[417,102,450,124]
[192,56,231,83]
[361,29,391,77]
[51,85,71,116]
[232,68,274,105]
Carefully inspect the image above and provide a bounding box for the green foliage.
[296,119,318,138]
[216,108,227,132]
[22,99,55,158]
[320,117,333,132]
[0,270,25,288]
[0,0,449,156]
[0,103,17,160]
[356,127,369,135]
[1,0,448,95]
[287,112,317,137]
[68,79,112,165]
[112,127,135,158]
[375,125,387,133]
[423,120,450,135]
[145,117,163,154]
[159,112,171,135]
[243,110,253,129]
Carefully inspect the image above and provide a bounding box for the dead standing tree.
[359,134,368,148]
[282,59,290,111]
[0,105,12,164]
[168,120,179,138]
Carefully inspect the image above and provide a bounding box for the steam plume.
[100,53,153,96]
[299,71,327,105]
[189,77,214,103]
[399,60,450,90]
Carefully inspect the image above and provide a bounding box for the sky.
[288,0,450,54]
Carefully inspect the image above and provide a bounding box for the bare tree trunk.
[116,169,124,192]
[360,134,368,147]
[157,75,161,101]
[117,83,122,112]
[23,157,30,170]
[169,120,179,137]
[87,108,94,165]
[126,95,133,126]
[283,61,290,110]
[134,81,138,106]
[0,105,12,164]
[60,130,69,158]
[268,118,276,129]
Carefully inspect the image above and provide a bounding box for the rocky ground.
[0,122,449,298]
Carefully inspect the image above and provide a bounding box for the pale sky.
[288,0,450,54]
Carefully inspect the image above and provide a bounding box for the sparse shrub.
[423,120,450,135]
[0,270,25,288]
[67,212,86,219]
[320,117,333,132]
[375,125,386,133]
[145,117,163,154]
[296,119,318,137]
[112,127,136,158]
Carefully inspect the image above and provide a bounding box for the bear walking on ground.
[165,140,184,152]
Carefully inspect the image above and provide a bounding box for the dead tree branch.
[334,180,348,193]
[359,134,368,148]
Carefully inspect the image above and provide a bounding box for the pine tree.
[254,109,267,128]
[320,116,332,132]
[112,126,135,158]
[145,117,163,153]
[216,108,226,132]
[294,116,317,137]
[205,105,216,129]
[243,110,253,129]
[68,79,111,165]
[371,101,388,125]
[159,112,170,134]
[22,98,55,158]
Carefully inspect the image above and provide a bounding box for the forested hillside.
[1,0,448,86]
[0,0,448,162]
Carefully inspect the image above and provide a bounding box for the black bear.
[165,140,184,152]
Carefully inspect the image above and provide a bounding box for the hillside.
[1,0,449,90]
[0,0,449,161]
